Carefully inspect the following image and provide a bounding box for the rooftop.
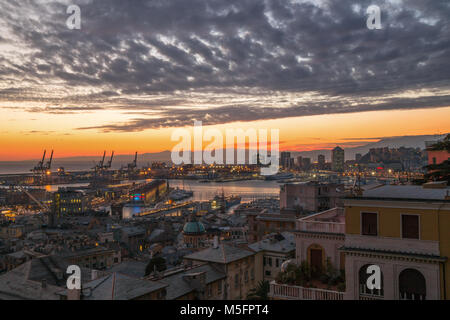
[0,255,93,300]
[107,260,147,278]
[184,243,254,264]
[248,232,295,253]
[156,264,226,300]
[356,185,450,201]
[60,272,167,300]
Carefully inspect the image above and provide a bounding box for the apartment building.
[247,212,296,243]
[280,182,344,213]
[147,264,226,300]
[183,243,259,299]
[342,183,450,300]
[248,232,295,281]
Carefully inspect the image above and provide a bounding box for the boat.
[169,187,193,201]
[264,172,294,181]
[211,193,241,211]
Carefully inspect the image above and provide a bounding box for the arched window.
[399,269,426,300]
[359,264,384,298]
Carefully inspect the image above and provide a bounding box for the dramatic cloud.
[0,0,449,131]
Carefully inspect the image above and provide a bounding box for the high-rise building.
[280,151,291,168]
[301,157,311,171]
[296,156,303,169]
[355,153,362,162]
[331,146,345,172]
[318,154,325,169]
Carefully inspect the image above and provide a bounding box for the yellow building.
[342,183,450,300]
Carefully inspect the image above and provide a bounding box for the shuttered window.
[361,212,378,236]
[402,215,419,239]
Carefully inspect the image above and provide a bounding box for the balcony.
[297,207,345,234]
[269,281,344,300]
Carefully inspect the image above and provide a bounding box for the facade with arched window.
[399,268,427,300]
[295,207,345,272]
[342,184,449,300]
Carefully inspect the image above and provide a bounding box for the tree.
[276,261,310,286]
[426,134,450,152]
[247,280,270,300]
[425,134,450,183]
[425,160,450,183]
[145,256,167,276]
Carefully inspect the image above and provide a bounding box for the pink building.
[427,150,450,165]
[295,207,345,271]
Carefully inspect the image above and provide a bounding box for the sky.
[0,0,449,160]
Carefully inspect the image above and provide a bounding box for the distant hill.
[291,134,448,161]
[1,134,447,174]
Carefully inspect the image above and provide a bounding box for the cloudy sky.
[0,0,449,160]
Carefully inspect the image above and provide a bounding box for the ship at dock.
[264,172,294,181]
[168,187,194,201]
[210,191,241,212]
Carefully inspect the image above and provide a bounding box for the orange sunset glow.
[1,106,449,161]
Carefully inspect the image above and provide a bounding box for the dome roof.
[183,221,206,234]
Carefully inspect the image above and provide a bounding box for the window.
[275,259,279,268]
[361,212,378,236]
[402,215,419,239]
[268,257,272,267]
[217,280,222,295]
[250,268,255,280]
[234,274,239,289]
[399,269,426,300]
[208,285,212,297]
[265,270,271,276]
[244,270,249,283]
[263,257,266,266]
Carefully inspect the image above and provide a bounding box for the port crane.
[17,186,50,212]
[16,186,50,225]
[92,151,106,173]
[103,151,114,170]
[121,152,138,171]
[31,150,47,174]
[128,152,138,171]
[44,150,54,172]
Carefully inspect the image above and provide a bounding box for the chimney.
[213,236,219,249]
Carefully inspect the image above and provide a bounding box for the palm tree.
[247,280,270,300]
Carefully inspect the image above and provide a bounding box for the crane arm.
[17,187,50,211]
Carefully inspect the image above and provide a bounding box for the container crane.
[103,151,114,169]
[31,150,46,174]
[44,150,54,174]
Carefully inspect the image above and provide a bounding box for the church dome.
[183,221,206,234]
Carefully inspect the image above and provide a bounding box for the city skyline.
[1,0,450,160]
